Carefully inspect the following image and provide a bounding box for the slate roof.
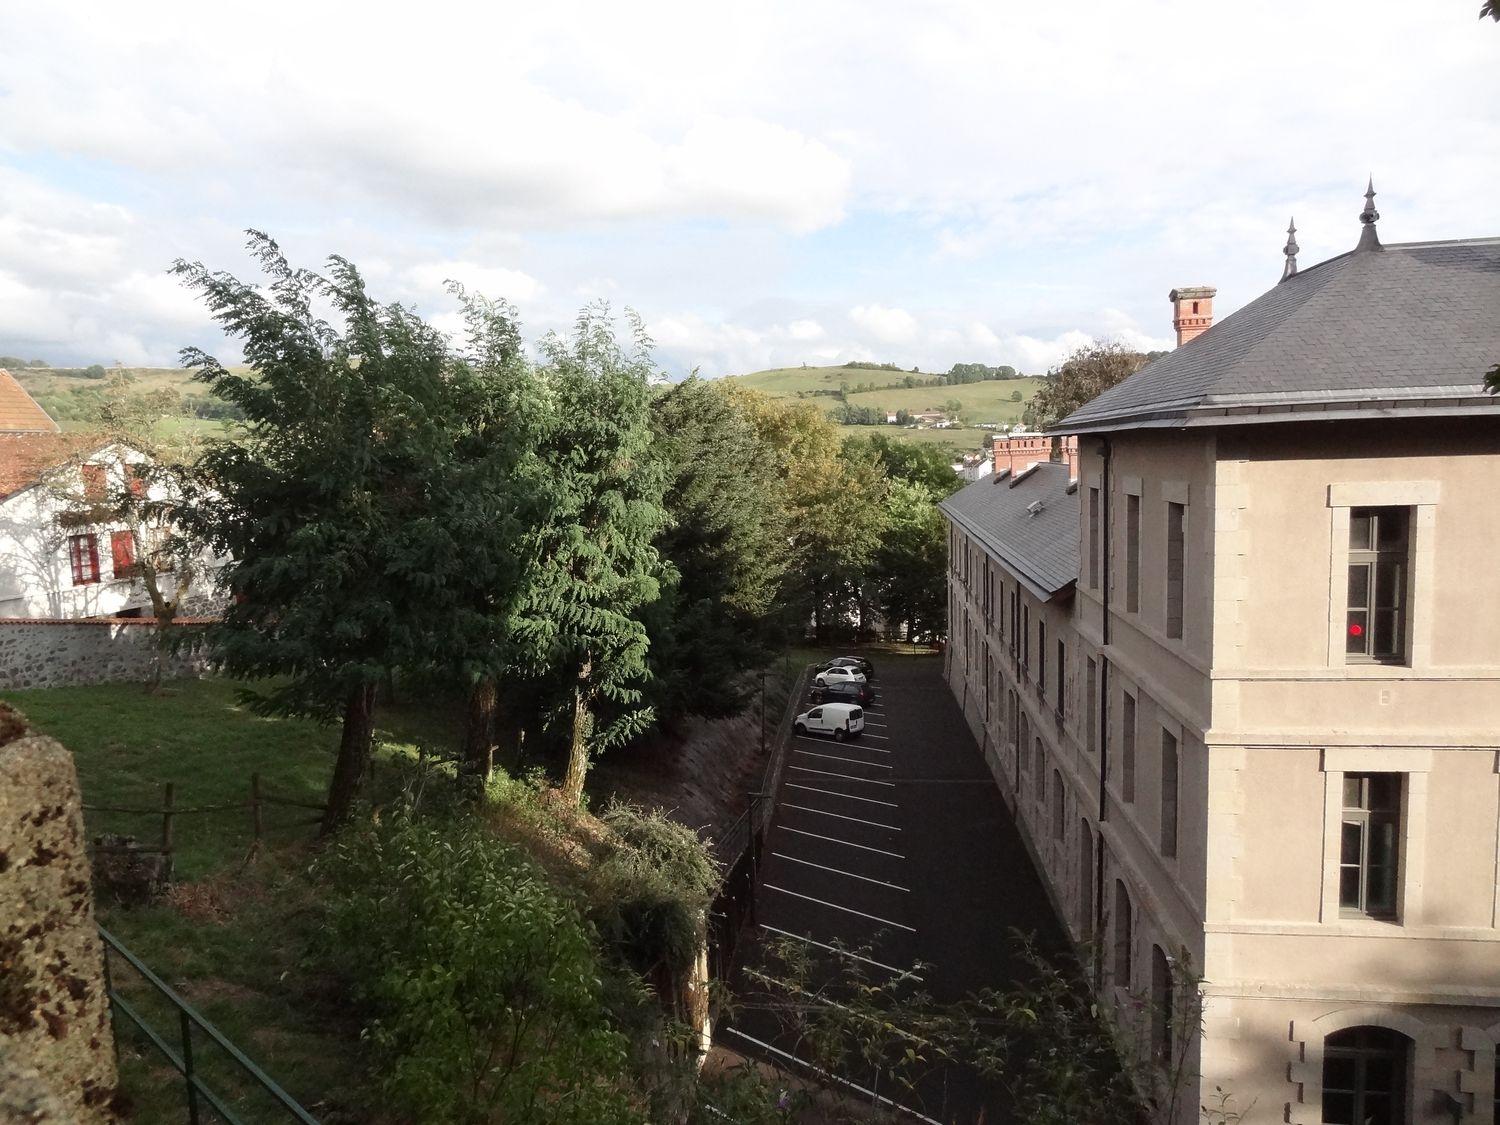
[1053,234,1500,434]
[0,369,59,433]
[939,461,1079,599]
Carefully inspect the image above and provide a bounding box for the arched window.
[1051,769,1065,839]
[1112,879,1132,988]
[1035,739,1046,805]
[1322,1026,1410,1125]
[1078,821,1094,939]
[1150,945,1173,1065]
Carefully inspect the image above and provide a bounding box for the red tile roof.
[0,369,59,433]
[0,432,105,501]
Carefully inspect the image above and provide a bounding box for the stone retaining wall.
[0,715,119,1122]
[0,618,213,691]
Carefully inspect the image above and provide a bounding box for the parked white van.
[793,702,865,742]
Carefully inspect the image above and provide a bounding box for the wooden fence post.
[250,773,263,849]
[160,782,175,857]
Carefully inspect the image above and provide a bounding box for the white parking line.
[780,803,900,831]
[758,923,920,979]
[864,722,888,729]
[772,851,910,892]
[787,783,897,808]
[764,884,917,932]
[794,749,893,770]
[858,732,890,741]
[795,735,890,754]
[718,1027,941,1124]
[778,825,905,859]
[790,766,895,788]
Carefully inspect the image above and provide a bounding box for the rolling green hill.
[724,363,1042,452]
[8,365,236,437]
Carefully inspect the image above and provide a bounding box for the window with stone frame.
[1339,773,1400,920]
[1321,1026,1409,1125]
[1345,507,1411,663]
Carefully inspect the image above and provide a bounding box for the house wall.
[947,416,1500,1124]
[0,447,218,620]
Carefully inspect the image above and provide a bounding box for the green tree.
[1028,341,1149,429]
[731,389,887,638]
[83,363,107,379]
[844,431,960,497]
[644,376,789,724]
[514,307,667,804]
[173,233,480,832]
[871,478,948,641]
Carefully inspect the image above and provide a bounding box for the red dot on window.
[1348,622,1364,637]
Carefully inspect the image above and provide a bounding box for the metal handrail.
[98,924,320,1124]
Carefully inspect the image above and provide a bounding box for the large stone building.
[941,188,1500,1124]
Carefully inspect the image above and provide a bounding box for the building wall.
[0,448,219,620]
[947,416,1500,1124]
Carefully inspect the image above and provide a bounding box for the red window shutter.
[82,464,106,501]
[86,534,99,583]
[68,534,100,585]
[111,531,137,578]
[69,535,84,584]
[125,466,146,498]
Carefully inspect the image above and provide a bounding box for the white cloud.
[408,261,544,303]
[848,304,919,344]
[787,319,825,341]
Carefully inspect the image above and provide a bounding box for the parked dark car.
[820,655,875,679]
[810,680,876,707]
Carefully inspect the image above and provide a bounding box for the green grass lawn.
[2,677,463,1123]
[841,375,1043,424]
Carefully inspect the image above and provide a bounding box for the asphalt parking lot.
[720,653,1068,1123]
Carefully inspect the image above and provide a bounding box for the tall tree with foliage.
[514,307,667,804]
[843,431,960,498]
[644,376,788,724]
[870,478,950,642]
[173,234,482,832]
[1028,341,1152,430]
[730,389,887,638]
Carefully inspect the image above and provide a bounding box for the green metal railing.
[98,925,320,1124]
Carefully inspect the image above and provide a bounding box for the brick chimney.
[1169,286,1216,346]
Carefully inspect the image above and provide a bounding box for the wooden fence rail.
[81,774,327,858]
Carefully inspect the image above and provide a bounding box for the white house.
[0,370,216,620]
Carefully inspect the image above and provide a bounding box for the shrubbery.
[319,810,649,1124]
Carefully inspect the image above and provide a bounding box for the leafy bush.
[319,811,648,1124]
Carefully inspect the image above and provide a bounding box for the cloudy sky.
[1,1,1495,377]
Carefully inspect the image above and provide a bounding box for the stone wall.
[0,617,213,691]
[0,710,119,1122]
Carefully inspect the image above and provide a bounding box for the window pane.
[1349,510,1374,550]
[1372,609,1398,657]
[1364,1056,1395,1093]
[1322,1091,1355,1124]
[1323,1055,1356,1091]
[1368,774,1400,811]
[1347,564,1370,608]
[1374,560,1403,610]
[1339,865,1361,908]
[1346,611,1369,654]
[1343,775,1363,808]
[1340,821,1363,864]
[1376,508,1407,551]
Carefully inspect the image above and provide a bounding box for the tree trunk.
[461,675,498,785]
[561,664,593,805]
[321,682,377,836]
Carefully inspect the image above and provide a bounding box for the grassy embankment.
[12,366,234,439]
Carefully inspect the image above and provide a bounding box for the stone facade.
[0,714,119,1122]
[0,617,213,690]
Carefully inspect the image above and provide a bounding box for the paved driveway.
[720,653,1068,1123]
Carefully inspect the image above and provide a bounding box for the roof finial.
[1280,216,1299,282]
[1356,176,1382,251]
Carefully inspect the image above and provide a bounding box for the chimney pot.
[1168,285,1217,347]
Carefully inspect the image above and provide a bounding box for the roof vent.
[1026,499,1045,517]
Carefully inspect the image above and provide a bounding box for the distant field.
[839,424,995,452]
[841,377,1043,424]
[727,364,943,396]
[11,365,236,438]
